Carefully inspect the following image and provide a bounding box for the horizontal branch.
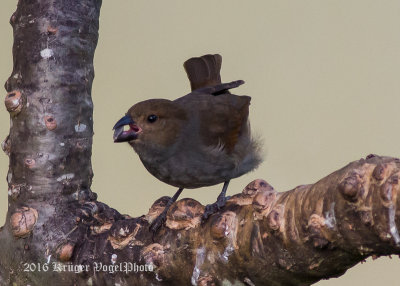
[42,154,400,285]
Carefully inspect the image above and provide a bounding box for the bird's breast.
[139,140,260,189]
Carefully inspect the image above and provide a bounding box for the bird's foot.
[149,213,166,234]
[202,195,230,222]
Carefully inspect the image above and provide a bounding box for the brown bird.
[113,54,262,232]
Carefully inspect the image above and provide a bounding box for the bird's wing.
[198,94,251,153]
[181,54,250,153]
[193,80,245,96]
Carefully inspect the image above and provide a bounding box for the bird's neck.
[130,141,175,164]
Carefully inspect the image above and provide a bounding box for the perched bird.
[113,54,262,232]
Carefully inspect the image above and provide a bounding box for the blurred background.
[1,1,400,285]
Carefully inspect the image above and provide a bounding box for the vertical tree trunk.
[0,0,101,284]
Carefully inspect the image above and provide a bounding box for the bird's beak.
[113,115,142,143]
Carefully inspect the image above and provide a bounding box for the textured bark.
[0,0,100,285]
[1,1,400,286]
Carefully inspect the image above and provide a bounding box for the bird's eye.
[147,114,158,123]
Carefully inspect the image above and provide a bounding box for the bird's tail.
[183,54,222,91]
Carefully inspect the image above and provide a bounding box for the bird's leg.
[150,188,184,233]
[202,180,230,221]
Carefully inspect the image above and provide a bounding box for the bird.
[113,54,262,233]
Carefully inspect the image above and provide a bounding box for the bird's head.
[113,99,187,154]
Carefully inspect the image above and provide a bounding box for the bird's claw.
[202,204,218,222]
[149,213,166,234]
[202,196,228,222]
